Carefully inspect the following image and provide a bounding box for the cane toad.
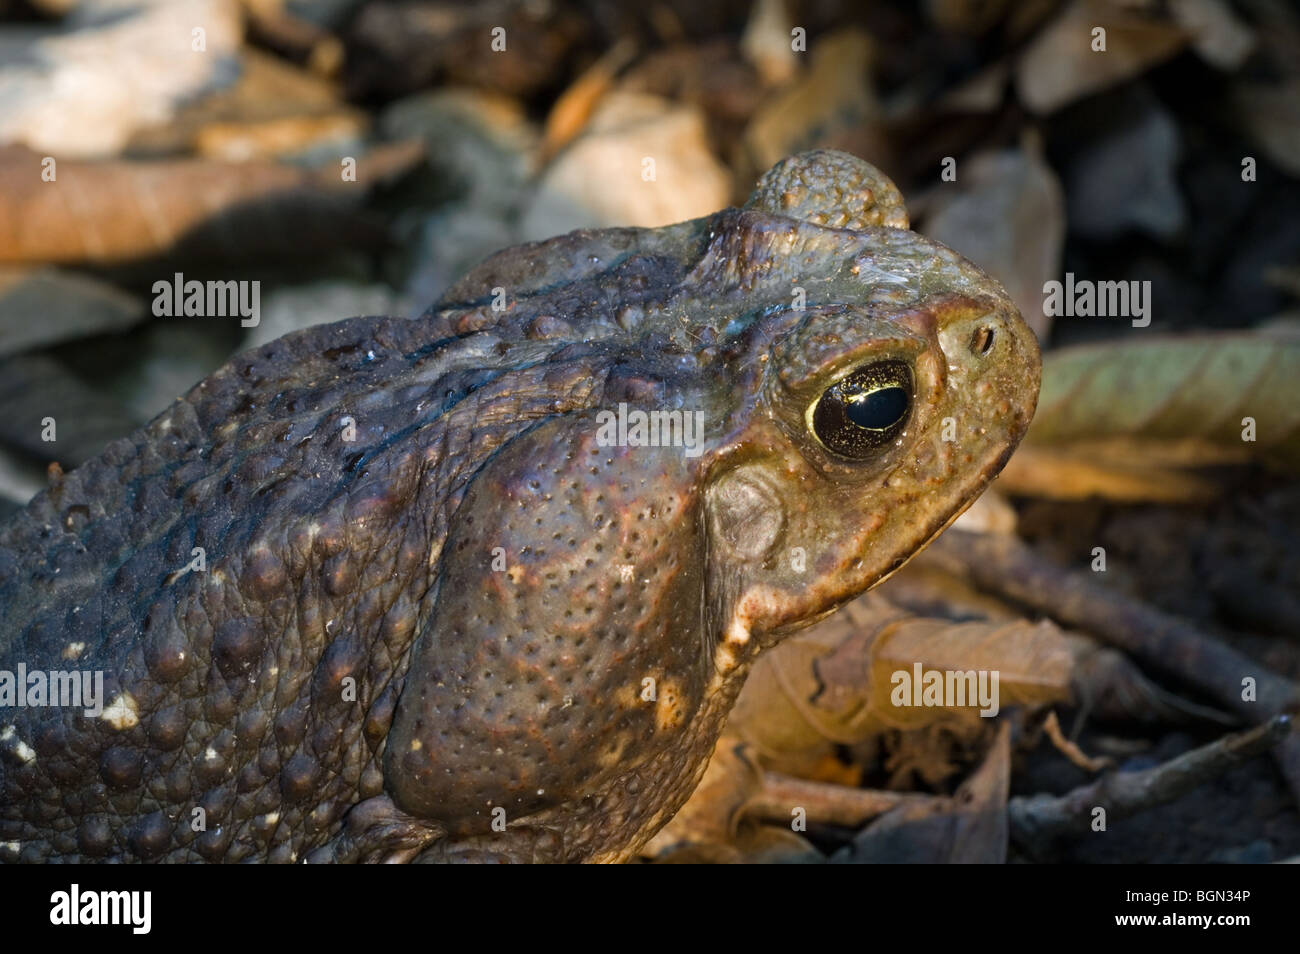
[0,150,1039,862]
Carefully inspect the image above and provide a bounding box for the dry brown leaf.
[240,0,346,77]
[727,601,1073,773]
[832,721,1011,863]
[127,49,361,157]
[724,613,873,777]
[24,0,77,14]
[0,143,421,265]
[926,0,1016,34]
[860,617,1074,730]
[725,597,904,775]
[726,826,823,863]
[194,114,367,162]
[539,39,637,162]
[1014,0,1188,115]
[997,444,1223,502]
[742,29,886,176]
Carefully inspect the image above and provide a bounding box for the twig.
[746,772,943,829]
[934,530,1300,719]
[933,529,1300,806]
[1009,715,1291,851]
[1042,711,1114,773]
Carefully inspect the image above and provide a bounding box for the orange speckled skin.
[0,152,1038,862]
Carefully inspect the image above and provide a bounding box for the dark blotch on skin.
[99,746,143,790]
[280,752,319,802]
[148,707,188,751]
[78,816,114,857]
[129,812,172,859]
[212,618,264,680]
[144,625,191,683]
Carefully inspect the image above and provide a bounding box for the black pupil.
[810,360,913,460]
[846,386,908,430]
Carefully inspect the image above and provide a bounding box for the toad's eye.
[810,360,913,460]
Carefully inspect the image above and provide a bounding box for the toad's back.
[0,311,611,860]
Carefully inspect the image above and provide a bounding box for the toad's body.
[0,152,1039,862]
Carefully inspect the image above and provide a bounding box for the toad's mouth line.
[749,423,1031,646]
[867,419,1031,588]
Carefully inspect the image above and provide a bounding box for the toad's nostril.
[971,326,995,355]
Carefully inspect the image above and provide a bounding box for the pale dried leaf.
[1170,0,1256,70]
[1234,80,1300,179]
[0,0,244,158]
[921,145,1064,340]
[1015,0,1187,115]
[951,487,1019,534]
[0,267,143,357]
[743,29,881,174]
[127,48,358,156]
[863,617,1074,729]
[521,93,730,240]
[1020,335,1300,472]
[741,0,798,86]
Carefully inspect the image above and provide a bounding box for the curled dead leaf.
[727,599,1073,775]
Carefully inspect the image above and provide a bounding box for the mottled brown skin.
[0,151,1039,862]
